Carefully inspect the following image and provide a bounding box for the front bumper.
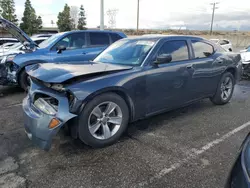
[22,80,76,150]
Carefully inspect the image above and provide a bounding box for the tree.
[36,16,42,29]
[57,4,74,32]
[20,0,42,35]
[0,0,18,25]
[77,5,87,30]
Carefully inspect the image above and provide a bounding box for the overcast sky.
[14,0,250,30]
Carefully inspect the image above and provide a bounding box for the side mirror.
[155,54,172,64]
[57,45,66,54]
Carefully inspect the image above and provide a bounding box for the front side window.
[158,40,189,62]
[94,39,156,66]
[192,41,214,58]
[51,33,86,51]
[89,32,110,46]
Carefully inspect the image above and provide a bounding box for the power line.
[210,2,219,35]
[107,9,118,29]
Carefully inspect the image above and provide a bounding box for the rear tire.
[210,72,235,105]
[77,92,129,148]
[19,70,30,91]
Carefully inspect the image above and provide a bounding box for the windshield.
[94,39,156,66]
[39,33,63,48]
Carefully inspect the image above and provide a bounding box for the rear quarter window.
[110,33,123,43]
[192,41,214,58]
[89,32,110,46]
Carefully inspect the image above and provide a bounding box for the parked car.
[0,37,18,45]
[23,35,242,150]
[0,37,48,57]
[225,133,250,187]
[210,39,233,52]
[31,34,54,38]
[240,46,250,63]
[0,18,127,90]
[0,42,16,50]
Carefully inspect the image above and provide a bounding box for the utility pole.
[137,0,140,33]
[210,2,219,35]
[100,0,104,30]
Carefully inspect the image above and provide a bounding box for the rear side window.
[89,32,110,46]
[192,41,214,58]
[110,33,122,42]
[158,40,189,62]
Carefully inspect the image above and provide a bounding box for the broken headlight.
[34,98,57,115]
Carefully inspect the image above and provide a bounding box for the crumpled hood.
[26,62,133,83]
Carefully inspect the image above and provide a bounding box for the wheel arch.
[225,67,236,80]
[78,87,135,122]
[16,60,48,85]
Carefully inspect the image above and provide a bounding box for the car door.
[49,32,89,63]
[188,40,220,99]
[145,40,194,115]
[82,32,111,61]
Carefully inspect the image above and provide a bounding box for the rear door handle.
[82,52,87,55]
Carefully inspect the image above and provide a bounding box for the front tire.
[78,93,129,148]
[19,70,30,91]
[210,72,235,105]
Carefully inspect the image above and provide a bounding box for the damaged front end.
[0,54,19,85]
[23,78,77,150]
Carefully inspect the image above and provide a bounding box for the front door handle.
[82,52,87,55]
[186,65,193,69]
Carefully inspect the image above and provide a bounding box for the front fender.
[69,86,134,116]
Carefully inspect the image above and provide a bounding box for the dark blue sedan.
[23,35,242,150]
[0,18,126,90]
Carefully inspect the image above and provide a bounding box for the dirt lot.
[1,80,250,188]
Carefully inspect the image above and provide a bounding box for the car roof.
[126,35,205,41]
[61,30,125,35]
[0,38,18,41]
[31,37,49,41]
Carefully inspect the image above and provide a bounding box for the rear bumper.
[22,81,76,150]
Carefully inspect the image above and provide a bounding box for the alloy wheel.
[88,101,123,140]
[220,76,233,101]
